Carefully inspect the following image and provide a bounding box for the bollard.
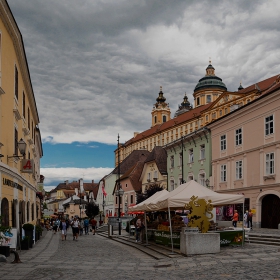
[11,250,22,263]
[108,225,113,237]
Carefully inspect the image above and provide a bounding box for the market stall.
[129,180,244,252]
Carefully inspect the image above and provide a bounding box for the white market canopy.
[128,189,169,212]
[146,180,244,211]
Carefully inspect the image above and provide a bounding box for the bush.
[36,225,42,234]
[22,223,34,231]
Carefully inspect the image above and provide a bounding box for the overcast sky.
[7,0,280,190]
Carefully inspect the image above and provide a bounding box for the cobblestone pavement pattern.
[1,230,280,279]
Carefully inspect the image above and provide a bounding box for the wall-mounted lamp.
[7,138,26,160]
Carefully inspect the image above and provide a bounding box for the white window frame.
[154,170,158,179]
[200,144,205,159]
[265,115,274,136]
[235,160,243,179]
[266,153,275,175]
[235,128,242,146]
[199,173,205,186]
[189,149,194,163]
[147,173,151,181]
[221,135,226,151]
[220,165,227,182]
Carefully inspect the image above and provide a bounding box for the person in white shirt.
[71,217,80,241]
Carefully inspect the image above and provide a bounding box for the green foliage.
[85,202,99,218]
[22,223,34,231]
[36,225,42,233]
[136,183,164,204]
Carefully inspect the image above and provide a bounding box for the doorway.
[261,194,280,229]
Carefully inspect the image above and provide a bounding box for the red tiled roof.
[238,75,279,94]
[144,146,167,175]
[123,103,211,147]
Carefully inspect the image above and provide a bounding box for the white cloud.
[41,167,113,190]
[7,0,280,147]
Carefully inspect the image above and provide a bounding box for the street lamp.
[118,186,124,235]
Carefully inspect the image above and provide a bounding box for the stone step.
[247,239,280,246]
[249,236,280,243]
[250,234,280,239]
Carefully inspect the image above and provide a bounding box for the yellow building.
[115,61,265,166]
[0,1,43,230]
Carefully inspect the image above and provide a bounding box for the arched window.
[1,198,9,226]
[21,201,25,224]
[31,203,34,221]
[12,199,17,227]
[27,201,30,222]
[163,115,166,123]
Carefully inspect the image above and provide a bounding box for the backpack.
[84,219,89,226]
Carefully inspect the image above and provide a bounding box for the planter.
[20,241,29,250]
[0,245,10,257]
[24,230,33,248]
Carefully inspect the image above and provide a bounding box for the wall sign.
[3,178,23,191]
[21,159,34,173]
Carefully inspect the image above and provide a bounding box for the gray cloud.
[7,0,280,144]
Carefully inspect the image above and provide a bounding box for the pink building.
[209,75,280,229]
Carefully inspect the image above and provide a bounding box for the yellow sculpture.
[185,195,213,233]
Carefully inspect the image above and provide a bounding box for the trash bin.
[108,225,113,237]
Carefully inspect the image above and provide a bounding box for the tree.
[136,183,164,204]
[85,202,99,218]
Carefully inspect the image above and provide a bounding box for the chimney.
[65,180,69,185]
[75,188,78,196]
[134,132,139,137]
[92,180,94,184]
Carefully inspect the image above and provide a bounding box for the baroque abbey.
[115,61,273,165]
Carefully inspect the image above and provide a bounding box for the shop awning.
[147,180,244,211]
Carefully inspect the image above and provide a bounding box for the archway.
[1,198,9,226]
[261,194,280,229]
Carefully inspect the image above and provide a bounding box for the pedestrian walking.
[90,217,97,235]
[232,210,239,227]
[52,219,58,234]
[71,217,80,241]
[60,218,68,241]
[248,209,253,229]
[135,217,142,242]
[84,217,89,235]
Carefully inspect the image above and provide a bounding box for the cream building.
[0,1,43,231]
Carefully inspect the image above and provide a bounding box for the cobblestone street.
[1,230,280,279]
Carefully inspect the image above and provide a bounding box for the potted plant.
[35,225,42,241]
[20,236,29,250]
[0,216,12,257]
[22,223,34,248]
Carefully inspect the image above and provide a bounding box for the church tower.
[174,93,193,117]
[193,60,227,108]
[151,86,171,127]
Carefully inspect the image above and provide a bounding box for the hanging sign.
[21,159,34,173]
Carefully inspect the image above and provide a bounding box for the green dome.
[194,75,227,92]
